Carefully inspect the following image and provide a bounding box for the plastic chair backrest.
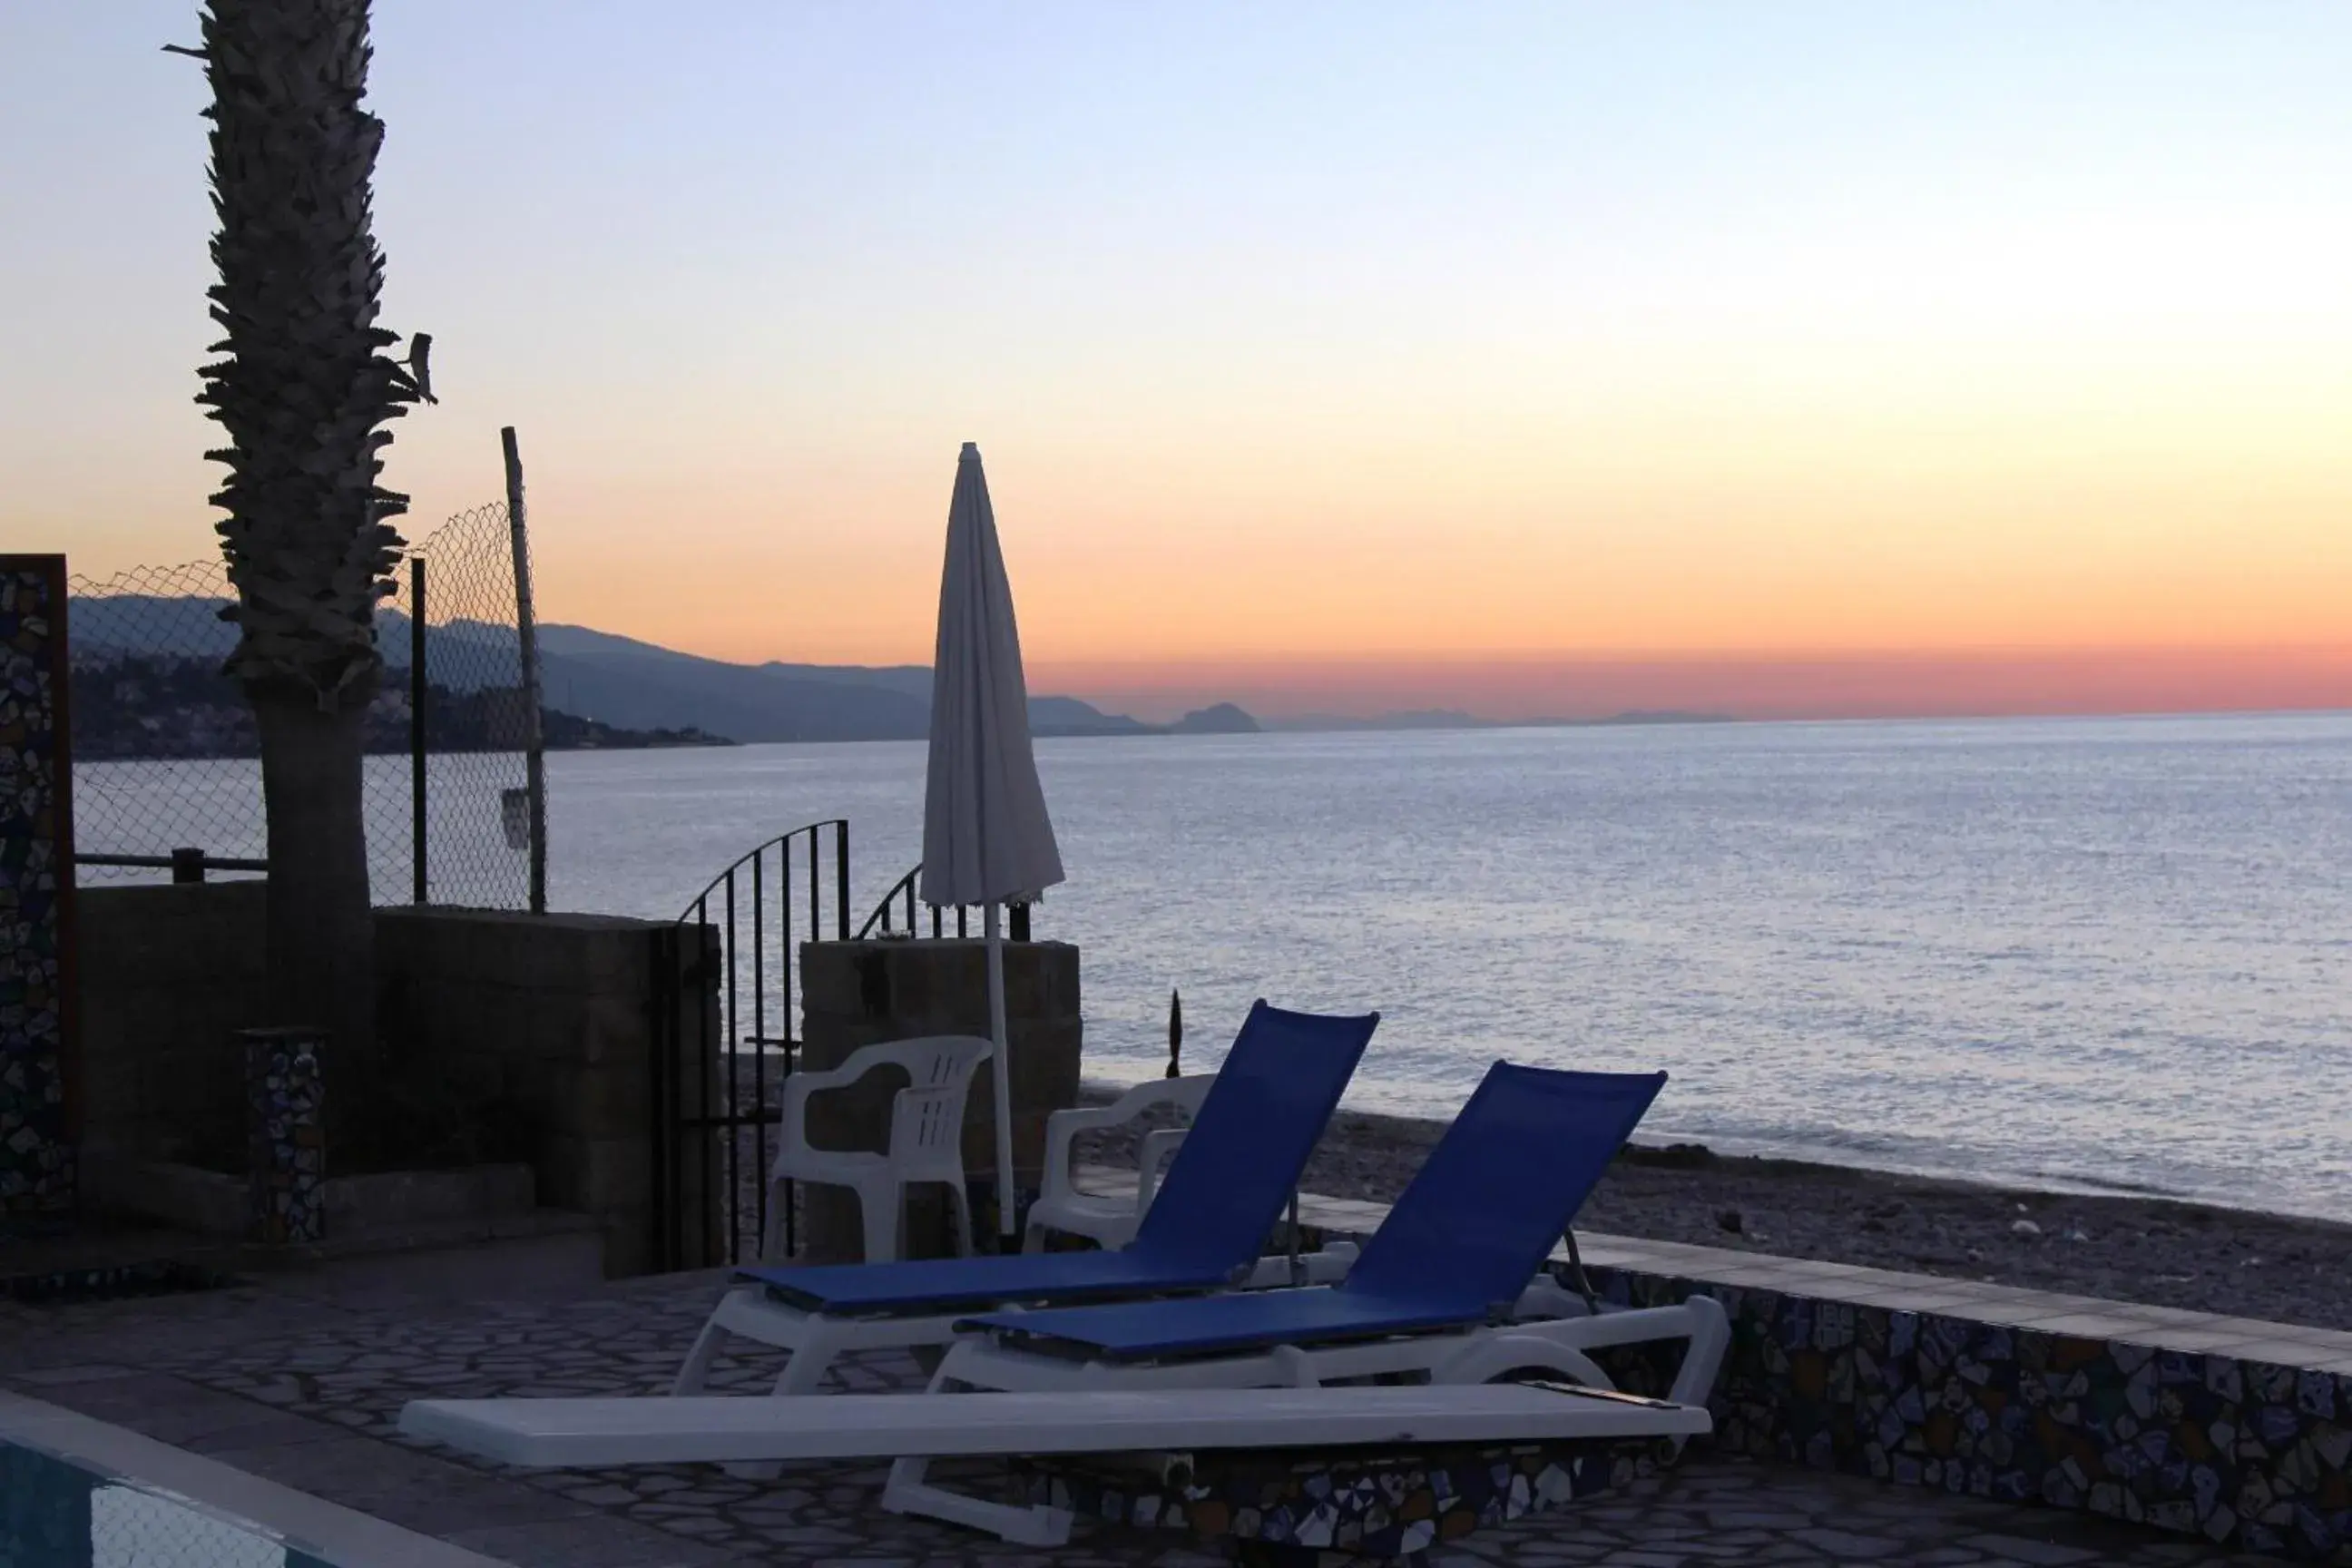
[1094,1075,1211,1209]
[888,1083,968,1164]
[1339,1063,1666,1317]
[802,1036,987,1158]
[1108,1073,1214,1123]
[1126,1001,1377,1273]
[859,1034,994,1092]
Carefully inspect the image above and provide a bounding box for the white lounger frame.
[883,1277,1730,1543]
[401,1381,1710,1547]
[673,1244,1362,1398]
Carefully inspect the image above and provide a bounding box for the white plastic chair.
[766,1035,993,1264]
[1024,1075,1215,1253]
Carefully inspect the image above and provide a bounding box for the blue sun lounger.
[672,1001,1378,1399]
[884,1062,1731,1539]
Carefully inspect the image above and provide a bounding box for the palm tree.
[181,0,433,1128]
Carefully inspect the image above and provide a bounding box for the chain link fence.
[67,502,541,909]
[390,501,539,908]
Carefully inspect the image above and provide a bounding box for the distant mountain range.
[69,595,1738,743]
[70,649,731,760]
[66,596,1259,745]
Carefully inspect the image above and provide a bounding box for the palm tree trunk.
[252,684,377,1109]
[187,0,436,1153]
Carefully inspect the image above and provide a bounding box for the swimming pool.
[0,1394,504,1568]
[2,1438,334,1568]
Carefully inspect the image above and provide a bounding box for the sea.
[73,711,2352,1220]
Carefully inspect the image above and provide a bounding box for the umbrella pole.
[985,903,1018,1240]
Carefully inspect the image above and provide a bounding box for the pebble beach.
[1078,1083,2352,1333]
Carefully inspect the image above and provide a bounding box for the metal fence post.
[834,820,850,940]
[502,426,547,915]
[648,922,678,1272]
[409,555,427,905]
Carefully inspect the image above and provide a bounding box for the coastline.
[1078,1082,2352,1333]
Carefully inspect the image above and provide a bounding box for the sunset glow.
[7,3,2349,720]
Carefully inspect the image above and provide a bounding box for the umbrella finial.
[1167,988,1182,1078]
[960,441,981,460]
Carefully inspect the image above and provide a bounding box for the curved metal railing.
[654,824,1041,1272]
[677,819,851,934]
[658,818,850,1269]
[858,863,1030,942]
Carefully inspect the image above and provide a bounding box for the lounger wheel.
[1473,1362,1694,1468]
[1487,1364,1603,1390]
[1480,1367,1694,1470]
[1429,1332,1611,1392]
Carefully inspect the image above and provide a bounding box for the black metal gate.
[649,819,850,1273]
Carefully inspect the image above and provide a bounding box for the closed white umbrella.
[922,442,1064,1240]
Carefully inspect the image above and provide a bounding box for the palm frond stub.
[190,0,432,709]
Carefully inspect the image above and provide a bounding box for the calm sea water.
[77,713,2352,1219]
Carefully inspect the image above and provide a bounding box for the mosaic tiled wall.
[1019,1436,1641,1566]
[1573,1262,2352,1563]
[0,557,75,1218]
[245,1027,327,1243]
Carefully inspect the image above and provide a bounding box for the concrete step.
[102,1161,542,1241]
[3,1206,605,1305]
[230,1208,606,1299]
[64,1157,609,1299]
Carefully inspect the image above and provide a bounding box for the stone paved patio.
[0,1262,2293,1568]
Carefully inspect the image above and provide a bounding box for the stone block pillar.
[797,938,1081,1262]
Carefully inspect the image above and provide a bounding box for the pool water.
[1,1441,333,1568]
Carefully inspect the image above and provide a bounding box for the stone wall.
[796,938,1082,1261]
[1579,1264,2352,1563]
[74,881,269,1181]
[0,556,76,1217]
[74,892,716,1278]
[376,906,718,1277]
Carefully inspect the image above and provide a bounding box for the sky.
[5,2,2349,720]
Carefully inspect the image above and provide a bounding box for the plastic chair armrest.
[1134,1126,1187,1211]
[777,1054,895,1168]
[1040,1103,1125,1204]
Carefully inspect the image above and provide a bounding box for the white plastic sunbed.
[881,1065,1733,1539]
[927,1273,1728,1400]
[399,1381,1710,1546]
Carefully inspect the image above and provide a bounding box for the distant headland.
[1268,708,1735,732]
